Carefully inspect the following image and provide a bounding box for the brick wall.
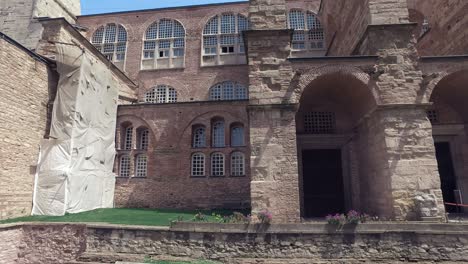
[115,101,251,209]
[408,0,468,56]
[0,37,54,220]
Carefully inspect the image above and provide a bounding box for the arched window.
[119,155,131,177]
[212,120,225,147]
[211,152,225,176]
[231,152,245,176]
[202,13,249,66]
[123,126,133,150]
[138,128,149,150]
[135,155,148,177]
[92,23,127,69]
[142,19,185,70]
[191,153,205,177]
[144,85,177,103]
[209,81,247,101]
[231,125,244,147]
[287,10,324,52]
[193,126,206,148]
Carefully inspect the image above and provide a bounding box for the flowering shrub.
[326,213,346,225]
[346,210,361,224]
[257,209,273,224]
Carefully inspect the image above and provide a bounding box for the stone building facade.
[75,0,468,222]
[0,0,467,222]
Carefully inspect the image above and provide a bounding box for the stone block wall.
[0,37,53,220]
[0,226,22,264]
[409,0,468,56]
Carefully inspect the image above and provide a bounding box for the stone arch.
[117,114,157,147]
[422,66,468,103]
[294,65,374,104]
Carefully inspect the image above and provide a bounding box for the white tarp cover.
[32,44,118,215]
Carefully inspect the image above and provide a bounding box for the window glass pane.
[221,14,236,34]
[304,112,336,134]
[223,82,234,100]
[146,23,158,40]
[168,88,177,103]
[231,126,244,146]
[119,156,131,177]
[173,22,185,38]
[158,40,171,49]
[156,86,167,103]
[135,155,147,177]
[231,152,245,176]
[220,35,236,45]
[124,127,133,150]
[204,16,219,35]
[212,121,225,147]
[238,15,249,32]
[159,19,173,38]
[117,26,127,42]
[139,129,149,150]
[173,49,184,57]
[211,153,225,176]
[235,84,247,99]
[104,24,117,43]
[289,10,305,30]
[193,127,206,148]
[173,38,185,48]
[191,153,205,176]
[92,27,104,44]
[144,41,156,50]
[307,12,321,30]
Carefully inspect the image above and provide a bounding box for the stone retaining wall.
[1,222,468,263]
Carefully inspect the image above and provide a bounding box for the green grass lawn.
[0,208,242,226]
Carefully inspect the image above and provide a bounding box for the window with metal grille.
[231,152,245,176]
[288,10,324,51]
[231,126,244,147]
[212,121,225,147]
[144,85,177,103]
[209,81,248,101]
[138,129,149,150]
[119,156,131,177]
[304,112,336,134]
[92,24,127,64]
[211,153,225,176]
[135,155,147,177]
[202,13,250,65]
[191,153,205,176]
[124,127,133,150]
[421,18,430,36]
[427,110,439,124]
[142,19,185,69]
[193,126,206,148]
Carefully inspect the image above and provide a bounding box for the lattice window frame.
[209,81,248,101]
[288,10,325,51]
[138,129,149,150]
[135,155,148,178]
[191,153,206,177]
[231,126,244,147]
[92,24,128,64]
[202,13,250,65]
[193,126,207,148]
[119,155,131,177]
[142,19,186,69]
[212,121,225,148]
[303,112,336,134]
[230,152,245,176]
[144,85,178,103]
[124,126,133,150]
[211,152,225,177]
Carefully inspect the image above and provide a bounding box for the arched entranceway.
[429,70,468,214]
[296,71,376,218]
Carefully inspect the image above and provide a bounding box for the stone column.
[245,0,300,222]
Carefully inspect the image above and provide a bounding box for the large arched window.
[192,126,206,148]
[211,152,225,176]
[135,155,148,177]
[202,13,249,66]
[287,10,324,53]
[231,125,244,147]
[212,120,225,147]
[92,23,127,69]
[231,152,245,176]
[119,155,131,177]
[142,19,185,70]
[209,81,247,101]
[144,85,177,103]
[191,153,205,177]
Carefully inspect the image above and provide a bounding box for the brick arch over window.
[91,23,128,69]
[294,65,375,104]
[141,18,186,70]
[117,115,156,150]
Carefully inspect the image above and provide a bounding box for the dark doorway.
[302,149,345,218]
[434,142,459,213]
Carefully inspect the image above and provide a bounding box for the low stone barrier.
[1,221,468,263]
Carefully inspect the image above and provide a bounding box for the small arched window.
[144,85,177,103]
[142,19,186,70]
[92,23,128,69]
[231,125,244,147]
[287,10,324,51]
[193,126,206,148]
[202,13,250,66]
[211,152,225,176]
[123,126,133,150]
[135,155,148,177]
[209,81,247,101]
[137,128,149,150]
[212,120,225,147]
[191,153,205,177]
[119,155,131,177]
[231,152,245,176]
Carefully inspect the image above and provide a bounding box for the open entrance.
[429,70,468,215]
[296,71,378,218]
[434,142,458,213]
[302,149,344,217]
